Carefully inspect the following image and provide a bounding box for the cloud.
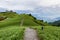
[33,7,60,19]
[0,0,38,10]
[38,0,60,6]
[0,0,60,19]
[0,0,60,10]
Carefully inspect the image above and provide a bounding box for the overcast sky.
[0,0,60,19]
[0,0,60,10]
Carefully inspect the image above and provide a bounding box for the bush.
[0,16,7,21]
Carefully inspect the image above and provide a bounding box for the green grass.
[0,17,22,27]
[0,16,26,40]
[0,13,59,40]
[0,13,47,26]
[0,26,25,40]
[31,26,60,40]
[0,14,40,27]
[0,14,25,40]
[22,14,40,26]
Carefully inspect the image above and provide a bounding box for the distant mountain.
[51,20,60,26]
[54,17,60,20]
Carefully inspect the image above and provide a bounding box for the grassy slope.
[0,26,25,40]
[0,12,19,18]
[31,26,60,40]
[22,14,40,26]
[0,13,42,26]
[0,13,40,40]
[0,11,48,26]
[0,12,52,40]
[0,17,25,40]
[0,13,24,40]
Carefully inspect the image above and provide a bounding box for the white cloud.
[0,0,60,19]
[0,0,60,10]
[38,0,60,6]
[0,0,38,10]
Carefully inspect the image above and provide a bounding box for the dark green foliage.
[34,20,48,26]
[0,16,7,21]
[33,17,36,20]
[50,20,60,26]
[28,14,32,16]
[28,14,36,20]
[40,20,43,22]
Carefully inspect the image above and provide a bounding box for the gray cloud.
[0,0,60,19]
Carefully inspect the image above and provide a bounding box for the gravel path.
[24,28,39,40]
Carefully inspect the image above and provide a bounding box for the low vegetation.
[0,26,25,40]
[0,11,25,40]
[0,11,60,40]
[31,26,60,40]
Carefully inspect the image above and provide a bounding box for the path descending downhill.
[24,28,39,40]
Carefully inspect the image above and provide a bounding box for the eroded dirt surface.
[24,28,39,40]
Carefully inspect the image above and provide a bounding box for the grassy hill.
[30,26,60,40]
[20,14,39,26]
[0,11,43,40]
[0,11,60,40]
[0,12,25,40]
[19,14,48,26]
[0,12,48,26]
[0,11,19,18]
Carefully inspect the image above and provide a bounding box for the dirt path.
[20,19,24,26]
[24,27,39,40]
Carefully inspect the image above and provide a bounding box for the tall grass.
[0,17,22,27]
[32,26,60,40]
[0,26,25,40]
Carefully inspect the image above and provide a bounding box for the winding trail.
[20,19,24,26]
[24,27,39,40]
